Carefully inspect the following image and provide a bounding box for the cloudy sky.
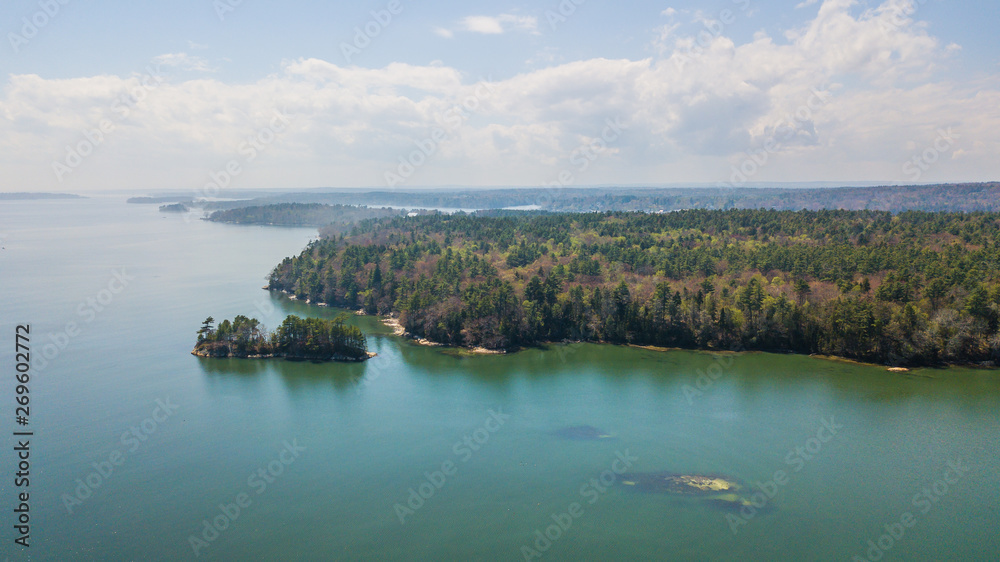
[2,0,997,193]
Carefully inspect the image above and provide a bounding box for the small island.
[205,202,405,228]
[192,314,372,361]
[159,203,189,212]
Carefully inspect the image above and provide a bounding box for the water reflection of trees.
[194,354,368,393]
[196,328,1000,412]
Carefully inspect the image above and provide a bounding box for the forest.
[205,203,405,228]
[193,314,370,361]
[537,183,1000,213]
[265,209,1000,366]
[159,203,188,212]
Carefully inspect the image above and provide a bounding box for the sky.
[1,0,998,194]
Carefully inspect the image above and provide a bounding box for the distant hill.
[0,192,84,200]
[589,182,1000,214]
[205,203,406,229]
[172,183,1000,215]
[127,196,194,204]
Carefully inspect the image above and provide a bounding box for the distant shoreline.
[0,192,84,200]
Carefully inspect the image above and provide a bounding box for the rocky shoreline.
[191,346,376,362]
[379,316,505,354]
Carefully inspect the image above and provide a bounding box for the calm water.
[1,198,998,561]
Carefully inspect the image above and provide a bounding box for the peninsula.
[266,209,1000,367]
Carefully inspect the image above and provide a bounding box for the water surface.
[1,198,997,561]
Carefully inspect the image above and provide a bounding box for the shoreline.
[808,354,913,372]
[191,347,376,362]
[628,344,743,356]
[264,289,997,369]
[374,314,995,368]
[379,316,503,354]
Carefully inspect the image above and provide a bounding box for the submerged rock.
[620,472,737,493]
[552,425,615,440]
[619,471,756,509]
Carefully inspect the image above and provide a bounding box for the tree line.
[179,182,1000,214]
[267,209,1000,366]
[206,203,404,228]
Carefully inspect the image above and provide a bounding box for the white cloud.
[652,23,682,54]
[461,16,504,34]
[661,8,677,17]
[796,0,820,8]
[152,53,216,73]
[433,27,454,39]
[1,0,998,191]
[525,47,563,67]
[458,14,539,35]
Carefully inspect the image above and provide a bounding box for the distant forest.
[206,203,405,229]
[267,209,1000,366]
[1,192,84,200]
[176,182,1000,215]
[128,196,193,204]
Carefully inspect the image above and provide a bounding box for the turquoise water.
[1,198,998,561]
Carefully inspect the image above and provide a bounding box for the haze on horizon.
[1,0,997,194]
